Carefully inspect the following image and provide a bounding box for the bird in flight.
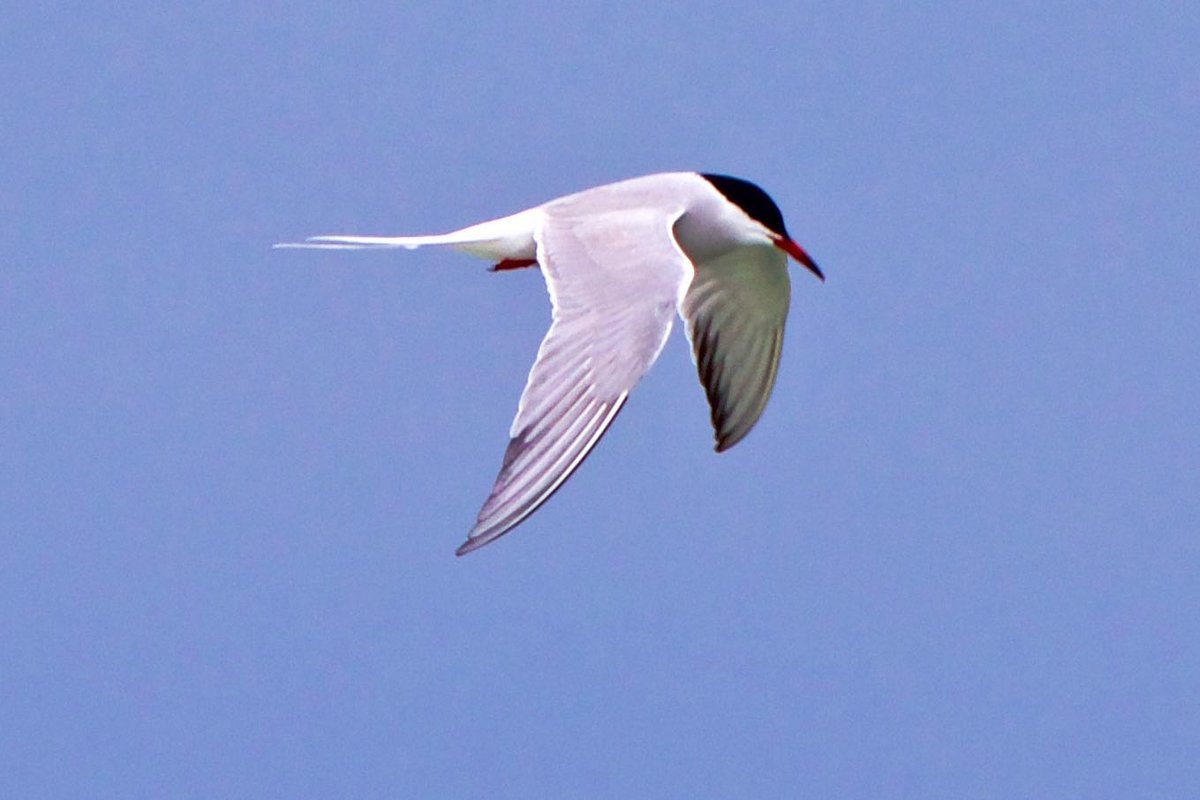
[276,172,823,555]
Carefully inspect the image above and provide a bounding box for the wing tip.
[713,425,752,453]
[455,538,481,557]
[455,394,631,556]
[455,518,511,557]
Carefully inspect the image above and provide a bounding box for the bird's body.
[276,172,822,554]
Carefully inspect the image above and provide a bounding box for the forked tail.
[273,209,541,260]
[272,234,458,251]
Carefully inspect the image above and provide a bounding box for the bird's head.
[701,173,824,281]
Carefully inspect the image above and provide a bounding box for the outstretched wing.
[458,207,690,555]
[680,246,791,452]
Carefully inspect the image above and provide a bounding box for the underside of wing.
[680,246,791,452]
[458,207,690,554]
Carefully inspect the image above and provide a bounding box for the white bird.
[276,172,823,555]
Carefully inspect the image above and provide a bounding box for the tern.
[276,172,823,555]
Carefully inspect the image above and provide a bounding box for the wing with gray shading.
[458,207,691,554]
[680,246,790,452]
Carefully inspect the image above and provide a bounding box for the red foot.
[490,258,537,272]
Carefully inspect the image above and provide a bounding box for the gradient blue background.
[3,3,1197,797]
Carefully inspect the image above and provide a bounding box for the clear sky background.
[3,3,1197,797]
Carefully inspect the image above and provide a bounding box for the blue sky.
[3,2,1197,797]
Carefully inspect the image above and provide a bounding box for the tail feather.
[273,208,541,259]
[272,234,452,251]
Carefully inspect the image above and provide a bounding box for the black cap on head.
[700,174,790,239]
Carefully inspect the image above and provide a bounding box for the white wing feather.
[458,207,689,554]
